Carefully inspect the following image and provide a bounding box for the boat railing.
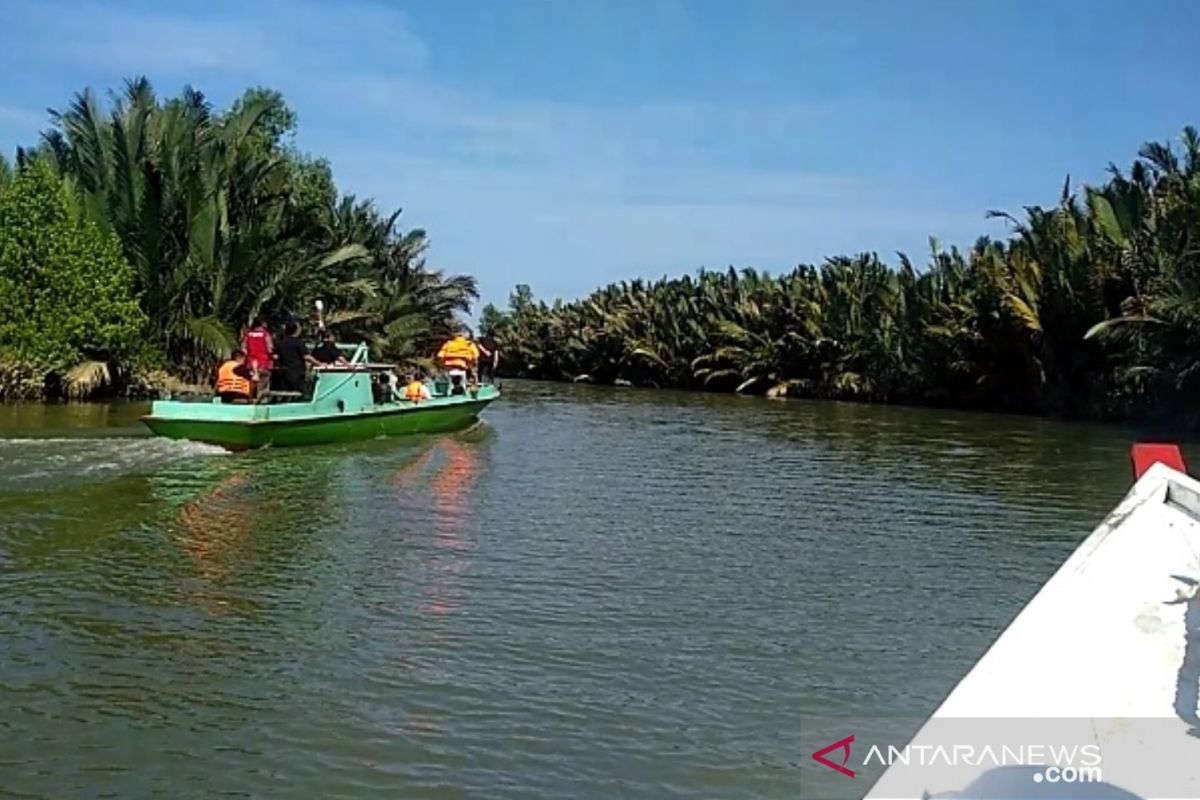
[345,342,369,365]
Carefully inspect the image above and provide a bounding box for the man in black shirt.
[312,330,348,366]
[274,322,322,393]
[475,330,499,383]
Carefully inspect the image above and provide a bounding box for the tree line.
[482,127,1200,424]
[0,78,476,399]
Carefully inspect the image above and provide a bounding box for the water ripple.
[0,386,1161,798]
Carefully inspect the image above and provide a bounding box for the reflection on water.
[0,386,1187,798]
[427,439,478,618]
[391,438,479,618]
[175,470,254,614]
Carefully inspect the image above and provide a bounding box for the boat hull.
[142,394,496,450]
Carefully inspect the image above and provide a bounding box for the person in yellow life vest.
[436,331,479,395]
[216,349,254,404]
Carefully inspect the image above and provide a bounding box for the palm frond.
[64,360,110,399]
[184,315,236,358]
[1083,316,1163,341]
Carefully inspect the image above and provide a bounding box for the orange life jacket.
[436,336,479,370]
[405,380,426,401]
[217,360,251,397]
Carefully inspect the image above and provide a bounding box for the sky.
[3,0,1200,310]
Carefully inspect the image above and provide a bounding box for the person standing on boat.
[436,330,479,393]
[216,349,254,404]
[475,329,499,383]
[241,318,275,396]
[275,321,323,395]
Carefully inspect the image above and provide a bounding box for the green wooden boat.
[141,343,499,451]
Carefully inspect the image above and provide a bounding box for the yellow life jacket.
[436,336,479,369]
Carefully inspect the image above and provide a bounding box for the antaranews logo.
[800,717,1196,798]
[812,735,855,778]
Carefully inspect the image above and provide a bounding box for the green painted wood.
[141,368,498,449]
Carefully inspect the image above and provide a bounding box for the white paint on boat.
[866,461,1200,799]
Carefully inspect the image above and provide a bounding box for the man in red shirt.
[241,318,275,396]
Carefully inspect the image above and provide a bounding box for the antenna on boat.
[315,299,325,332]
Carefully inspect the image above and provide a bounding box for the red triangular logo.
[812,734,855,778]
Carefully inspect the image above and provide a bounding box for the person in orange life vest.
[436,330,479,395]
[404,372,432,403]
[216,349,254,404]
[241,318,275,395]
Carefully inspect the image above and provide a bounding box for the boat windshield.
[317,341,396,372]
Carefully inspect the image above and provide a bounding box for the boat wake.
[0,436,227,487]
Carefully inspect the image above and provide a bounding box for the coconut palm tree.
[28,78,475,379]
[485,125,1200,422]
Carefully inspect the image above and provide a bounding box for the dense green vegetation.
[0,161,144,397]
[485,127,1200,423]
[0,78,475,398]
[6,78,1199,422]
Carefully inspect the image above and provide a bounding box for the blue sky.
[3,0,1200,310]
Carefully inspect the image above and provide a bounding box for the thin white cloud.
[2,0,976,304]
[330,149,988,304]
[6,0,847,206]
[338,151,867,210]
[5,0,428,74]
[316,72,832,168]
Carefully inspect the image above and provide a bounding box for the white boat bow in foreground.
[866,450,1200,800]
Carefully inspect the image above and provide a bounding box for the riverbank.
[494,368,1190,431]
[0,357,207,401]
[483,125,1200,426]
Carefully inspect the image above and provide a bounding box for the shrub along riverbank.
[0,78,476,399]
[484,127,1200,425]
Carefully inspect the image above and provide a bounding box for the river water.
[0,383,1172,798]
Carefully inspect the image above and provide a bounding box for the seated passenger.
[404,373,432,403]
[216,349,254,404]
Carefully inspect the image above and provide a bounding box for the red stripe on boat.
[1131,443,1186,478]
